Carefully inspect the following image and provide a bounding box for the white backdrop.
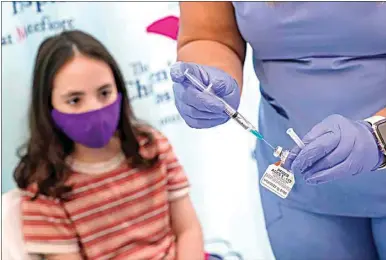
[1,2,274,259]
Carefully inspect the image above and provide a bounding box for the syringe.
[183,69,275,150]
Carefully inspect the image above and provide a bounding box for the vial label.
[260,163,295,199]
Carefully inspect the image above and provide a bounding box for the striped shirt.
[21,132,189,259]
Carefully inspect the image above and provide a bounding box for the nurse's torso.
[232,2,386,217]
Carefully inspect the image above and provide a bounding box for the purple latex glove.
[284,114,384,185]
[170,62,241,129]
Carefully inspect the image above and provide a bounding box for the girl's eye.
[67,97,80,105]
[100,89,111,98]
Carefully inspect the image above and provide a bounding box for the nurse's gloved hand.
[284,114,383,185]
[170,62,241,128]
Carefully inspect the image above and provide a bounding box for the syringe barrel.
[184,69,255,131]
[184,69,236,115]
[230,111,254,130]
[223,103,236,116]
[184,70,207,92]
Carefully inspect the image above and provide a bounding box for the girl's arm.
[170,195,204,260]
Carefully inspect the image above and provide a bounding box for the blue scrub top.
[232,2,386,217]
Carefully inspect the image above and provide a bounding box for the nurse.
[170,2,386,259]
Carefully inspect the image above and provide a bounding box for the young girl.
[15,30,204,260]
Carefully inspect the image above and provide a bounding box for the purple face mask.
[52,93,122,148]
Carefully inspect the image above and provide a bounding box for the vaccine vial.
[273,146,290,166]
